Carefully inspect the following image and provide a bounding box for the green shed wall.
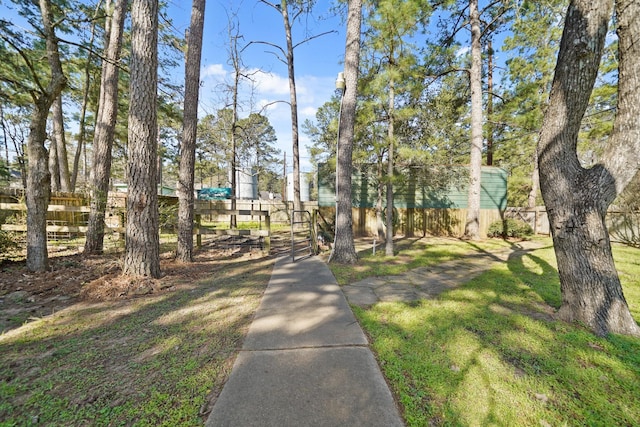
[318,164,507,210]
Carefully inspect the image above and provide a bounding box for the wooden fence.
[320,206,505,238]
[0,191,298,252]
[194,209,271,253]
[0,191,125,240]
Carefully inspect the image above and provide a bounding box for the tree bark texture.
[85,0,127,255]
[385,78,395,256]
[280,0,301,217]
[527,149,540,209]
[71,6,99,192]
[376,159,384,240]
[176,0,205,262]
[230,58,240,229]
[27,99,55,272]
[123,0,161,278]
[26,0,67,272]
[538,0,640,336]
[329,0,361,264]
[52,95,71,192]
[48,137,60,192]
[464,0,482,240]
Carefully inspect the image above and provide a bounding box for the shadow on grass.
[0,255,275,426]
[463,239,561,309]
[353,241,640,426]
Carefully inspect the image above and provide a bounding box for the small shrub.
[158,201,178,232]
[488,218,533,239]
[0,230,19,253]
[610,177,640,247]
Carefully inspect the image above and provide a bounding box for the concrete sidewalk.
[205,255,404,427]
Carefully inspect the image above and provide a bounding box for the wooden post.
[311,209,318,254]
[264,212,271,254]
[196,213,202,247]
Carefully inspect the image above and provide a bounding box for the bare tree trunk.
[157,130,163,190]
[538,0,640,336]
[0,106,8,169]
[464,0,482,240]
[328,0,361,264]
[49,138,60,192]
[52,95,71,192]
[527,149,539,209]
[230,47,240,229]
[72,2,101,192]
[122,0,160,278]
[176,0,206,262]
[85,0,127,255]
[280,0,301,218]
[376,158,384,239]
[26,0,68,272]
[486,38,493,166]
[385,78,395,256]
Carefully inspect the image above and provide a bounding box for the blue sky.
[166,0,347,173]
[0,0,513,173]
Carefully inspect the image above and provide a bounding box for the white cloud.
[456,46,470,58]
[198,66,336,170]
[300,106,317,118]
[251,70,291,96]
[201,63,227,78]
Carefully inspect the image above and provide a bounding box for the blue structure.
[197,187,232,200]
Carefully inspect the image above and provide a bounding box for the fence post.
[264,212,271,254]
[196,213,202,248]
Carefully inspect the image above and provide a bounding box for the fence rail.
[0,203,125,237]
[194,209,271,253]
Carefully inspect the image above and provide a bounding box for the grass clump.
[338,237,640,426]
[487,218,534,239]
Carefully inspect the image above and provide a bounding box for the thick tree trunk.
[464,0,482,240]
[538,0,640,336]
[329,0,361,264]
[176,0,205,262]
[122,0,160,278]
[26,0,67,272]
[26,99,55,272]
[85,0,127,255]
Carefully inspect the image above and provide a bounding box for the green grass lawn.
[2,236,638,426]
[0,254,274,426]
[333,237,640,426]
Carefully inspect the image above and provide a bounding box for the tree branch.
[0,33,45,95]
[293,30,338,50]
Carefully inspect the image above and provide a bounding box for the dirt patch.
[0,243,262,333]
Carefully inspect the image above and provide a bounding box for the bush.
[488,218,533,239]
[610,175,640,247]
[158,200,178,232]
[0,230,19,253]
